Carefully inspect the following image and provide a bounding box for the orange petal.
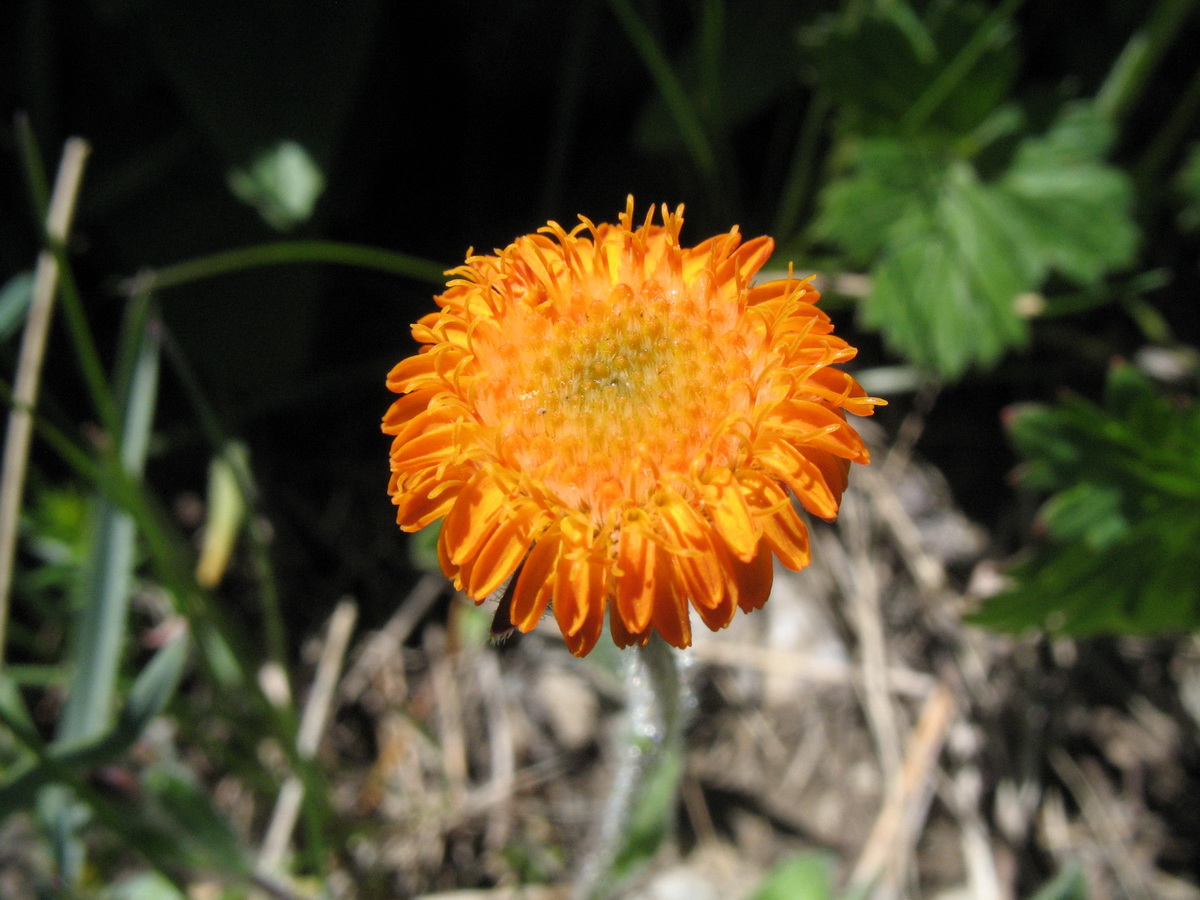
[389,420,460,473]
[393,472,464,531]
[771,401,869,462]
[701,467,759,562]
[436,524,461,589]
[609,602,649,648]
[386,351,439,392]
[762,501,811,571]
[651,571,691,649]
[382,389,435,433]
[615,511,658,635]
[554,517,607,637]
[510,531,560,632]
[442,472,507,567]
[656,491,724,610]
[757,438,840,519]
[465,505,541,599]
[727,539,774,612]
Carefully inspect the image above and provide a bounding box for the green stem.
[573,635,691,900]
[123,240,448,295]
[1096,0,1199,125]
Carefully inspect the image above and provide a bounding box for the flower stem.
[573,634,691,900]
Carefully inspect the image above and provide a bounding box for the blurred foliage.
[973,364,1200,633]
[1029,864,1089,900]
[748,852,838,900]
[2,0,1200,895]
[1180,141,1200,231]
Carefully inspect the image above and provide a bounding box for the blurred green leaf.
[815,102,1138,378]
[998,104,1138,284]
[608,744,683,883]
[1179,142,1200,231]
[0,633,189,817]
[972,364,1200,634]
[749,852,835,900]
[101,872,187,900]
[1029,862,1089,900]
[136,764,249,876]
[227,141,325,232]
[0,271,35,340]
[814,0,1018,139]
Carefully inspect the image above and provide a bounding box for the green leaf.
[827,153,1032,377]
[997,104,1138,284]
[1029,862,1089,900]
[101,872,187,900]
[1178,142,1200,232]
[114,631,190,748]
[608,747,684,882]
[972,365,1200,635]
[814,1,1018,139]
[749,853,835,900]
[814,102,1139,378]
[0,271,35,340]
[136,764,249,876]
[0,633,190,818]
[227,140,326,232]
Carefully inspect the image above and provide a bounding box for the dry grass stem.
[258,598,358,874]
[0,136,90,666]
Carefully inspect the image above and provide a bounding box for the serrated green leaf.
[813,140,948,265]
[972,365,1200,635]
[997,104,1138,284]
[1038,483,1128,548]
[815,101,1140,378]
[856,159,1032,377]
[749,852,835,900]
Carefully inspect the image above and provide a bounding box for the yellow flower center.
[473,273,756,519]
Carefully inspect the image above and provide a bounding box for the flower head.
[385,198,883,656]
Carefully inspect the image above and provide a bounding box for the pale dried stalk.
[0,136,90,667]
[257,598,358,874]
[850,682,956,898]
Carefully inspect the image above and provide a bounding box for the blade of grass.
[605,0,720,193]
[0,631,188,814]
[57,289,161,744]
[901,0,1027,134]
[1096,0,1200,126]
[1135,61,1200,188]
[122,240,448,295]
[0,134,89,669]
[44,289,162,885]
[772,93,831,245]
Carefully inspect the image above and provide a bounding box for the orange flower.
[384,198,883,656]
